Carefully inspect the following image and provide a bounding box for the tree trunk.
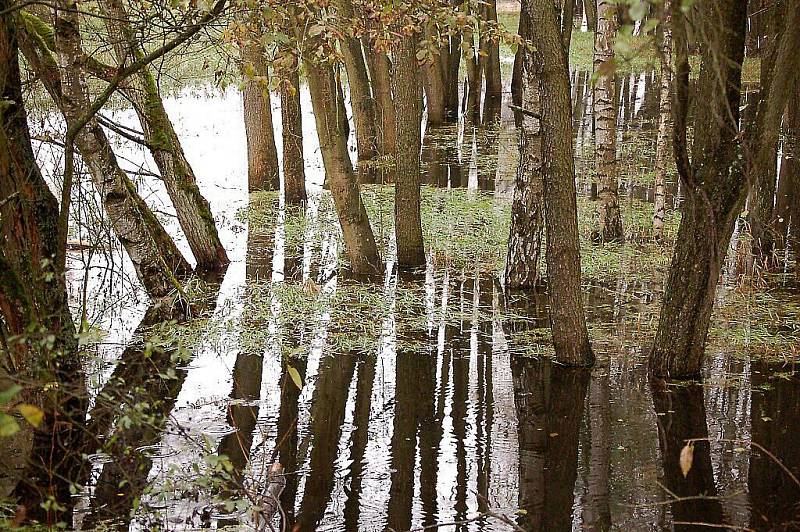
[774,87,800,251]
[336,0,379,174]
[242,43,280,192]
[423,24,447,127]
[98,0,229,273]
[462,2,482,125]
[584,0,597,32]
[525,0,593,366]
[593,0,624,243]
[480,0,503,125]
[653,0,673,241]
[305,63,382,275]
[649,0,749,378]
[363,45,397,157]
[582,369,611,532]
[25,11,192,298]
[560,0,575,51]
[392,35,426,268]
[1,9,86,522]
[280,60,307,206]
[505,12,544,289]
[511,8,530,128]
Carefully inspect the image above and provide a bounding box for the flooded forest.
[2,0,800,530]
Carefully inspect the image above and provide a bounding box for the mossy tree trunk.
[505,5,544,289]
[23,11,192,298]
[524,0,593,366]
[653,0,673,241]
[392,32,426,268]
[98,0,229,273]
[242,43,281,192]
[280,54,307,206]
[1,8,86,523]
[593,0,624,243]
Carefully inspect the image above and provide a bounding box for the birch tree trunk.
[505,9,544,289]
[98,0,229,273]
[653,0,673,241]
[593,0,624,243]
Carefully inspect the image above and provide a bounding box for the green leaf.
[18,404,44,427]
[0,384,21,405]
[287,365,303,390]
[0,413,20,437]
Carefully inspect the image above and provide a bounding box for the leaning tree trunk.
[26,10,192,298]
[650,0,762,378]
[392,32,426,268]
[98,0,229,273]
[280,60,307,206]
[505,14,544,289]
[305,63,382,275]
[593,0,624,243]
[525,0,593,366]
[1,9,87,524]
[480,0,503,125]
[560,0,575,51]
[241,43,281,192]
[653,0,673,241]
[336,0,379,176]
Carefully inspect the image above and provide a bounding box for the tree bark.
[98,0,229,273]
[480,0,503,125]
[1,8,86,522]
[653,0,673,241]
[584,0,597,32]
[363,45,397,157]
[23,11,192,298]
[649,0,749,378]
[462,1,482,125]
[305,63,382,275]
[525,0,593,366]
[423,24,447,127]
[505,11,544,289]
[392,34,426,268]
[774,87,800,251]
[511,7,530,128]
[280,59,307,206]
[593,0,624,243]
[242,43,280,192]
[560,0,575,52]
[336,0,379,175]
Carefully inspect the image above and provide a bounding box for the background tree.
[593,0,624,244]
[653,0,673,241]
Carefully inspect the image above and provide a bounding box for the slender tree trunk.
[653,0,673,241]
[774,87,800,251]
[593,0,624,243]
[582,369,611,532]
[305,63,382,275]
[98,0,229,273]
[525,0,593,366]
[560,0,575,51]
[505,13,544,289]
[242,43,280,192]
[392,34,426,268]
[1,9,86,522]
[423,24,447,127]
[511,8,530,128]
[363,45,397,157]
[584,0,597,32]
[480,0,503,125]
[462,2,482,125]
[649,0,749,378]
[280,59,307,206]
[26,11,192,298]
[337,0,379,174]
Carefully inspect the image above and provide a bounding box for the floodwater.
[10,59,800,531]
